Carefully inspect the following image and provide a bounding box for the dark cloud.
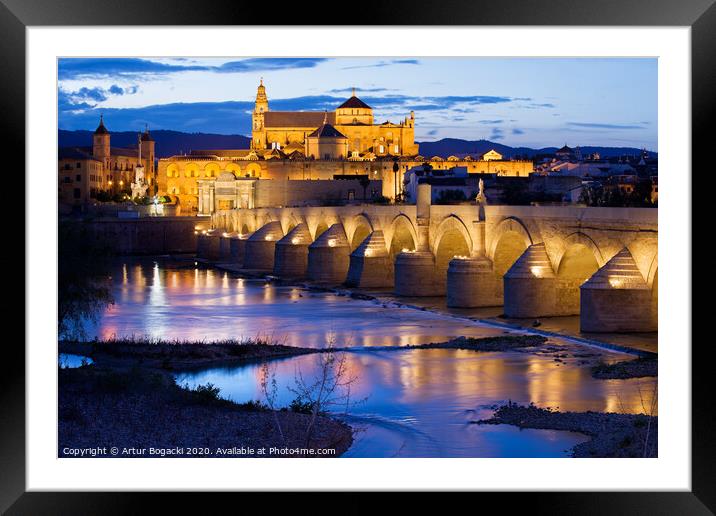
[512,128,525,135]
[426,129,439,136]
[59,84,141,111]
[567,122,644,130]
[58,57,329,80]
[479,119,503,125]
[489,127,504,140]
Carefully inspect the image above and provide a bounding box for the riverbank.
[60,337,319,370]
[59,364,353,458]
[60,334,652,379]
[473,402,657,457]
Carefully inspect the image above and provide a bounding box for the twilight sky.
[58,57,657,150]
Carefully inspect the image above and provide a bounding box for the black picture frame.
[4,0,706,512]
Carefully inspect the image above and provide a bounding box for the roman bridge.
[200,185,657,333]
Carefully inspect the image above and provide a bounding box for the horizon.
[58,57,658,151]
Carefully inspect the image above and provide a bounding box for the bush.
[288,396,314,414]
[190,382,222,403]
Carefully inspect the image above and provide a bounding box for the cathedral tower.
[92,115,111,166]
[251,79,269,149]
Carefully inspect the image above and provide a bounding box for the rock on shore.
[473,402,657,458]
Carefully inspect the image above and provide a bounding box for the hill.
[58,130,655,160]
[58,130,251,158]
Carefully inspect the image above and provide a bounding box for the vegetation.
[58,221,114,339]
[435,189,467,204]
[579,178,656,207]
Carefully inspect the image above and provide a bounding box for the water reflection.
[88,260,507,345]
[175,348,656,458]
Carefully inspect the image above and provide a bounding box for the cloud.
[479,119,503,125]
[426,129,439,136]
[567,122,645,130]
[58,57,329,80]
[59,84,141,111]
[489,127,505,140]
[512,128,525,135]
[327,87,394,93]
[341,59,421,70]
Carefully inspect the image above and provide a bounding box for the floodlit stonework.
[206,193,657,332]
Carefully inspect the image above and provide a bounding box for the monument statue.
[130,132,149,200]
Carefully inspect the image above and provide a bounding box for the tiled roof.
[337,96,372,110]
[264,111,335,128]
[307,123,347,139]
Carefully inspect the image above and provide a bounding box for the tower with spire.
[251,78,269,150]
[92,114,111,167]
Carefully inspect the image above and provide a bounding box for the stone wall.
[66,216,209,255]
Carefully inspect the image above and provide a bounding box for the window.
[379,145,385,154]
[76,162,81,168]
[76,174,81,182]
[73,188,81,199]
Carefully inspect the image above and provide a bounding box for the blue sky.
[57,57,657,150]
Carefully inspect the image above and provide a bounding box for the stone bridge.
[202,184,657,333]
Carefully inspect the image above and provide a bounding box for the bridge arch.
[433,215,473,270]
[348,213,374,251]
[387,213,418,257]
[556,232,605,271]
[489,217,534,277]
[487,217,533,262]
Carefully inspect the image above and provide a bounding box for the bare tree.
[289,333,362,448]
[259,361,285,445]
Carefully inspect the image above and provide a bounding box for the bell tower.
[251,78,269,150]
[92,114,111,166]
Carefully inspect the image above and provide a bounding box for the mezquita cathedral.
[157,80,533,213]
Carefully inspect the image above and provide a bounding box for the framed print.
[4,0,709,512]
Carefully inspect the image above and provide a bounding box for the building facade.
[156,81,534,213]
[58,116,156,205]
[251,81,418,158]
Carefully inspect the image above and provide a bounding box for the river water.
[86,258,657,458]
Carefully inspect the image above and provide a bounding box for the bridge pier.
[447,217,502,307]
[307,223,350,284]
[346,230,393,288]
[580,248,656,332]
[503,243,558,318]
[219,231,238,261]
[243,221,284,271]
[394,183,443,296]
[197,229,222,260]
[229,232,251,266]
[274,223,312,278]
[447,257,502,307]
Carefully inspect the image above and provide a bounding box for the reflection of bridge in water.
[201,184,657,333]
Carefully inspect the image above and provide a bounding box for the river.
[85,258,657,458]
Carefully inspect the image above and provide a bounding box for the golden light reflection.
[530,266,544,278]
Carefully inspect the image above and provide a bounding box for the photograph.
[56,56,659,460]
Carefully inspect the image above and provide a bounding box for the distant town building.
[58,116,156,205]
